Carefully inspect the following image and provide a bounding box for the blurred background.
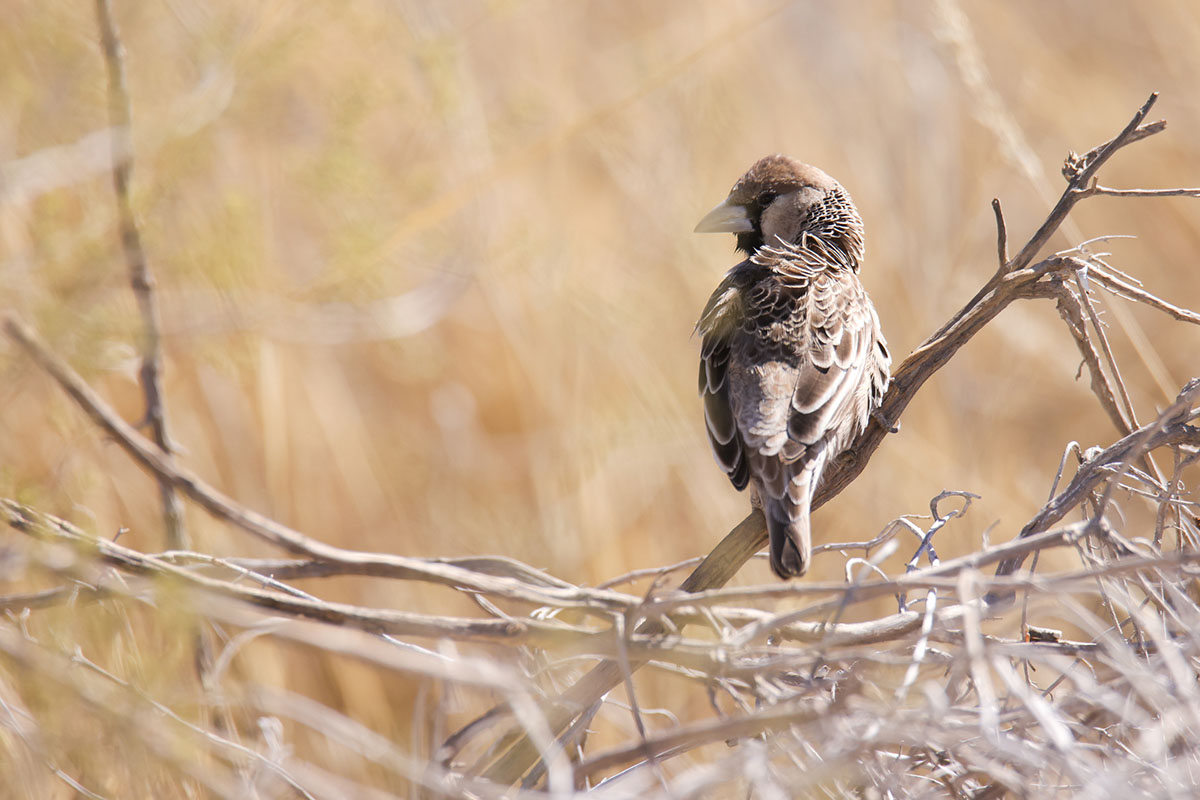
[3,0,1200,793]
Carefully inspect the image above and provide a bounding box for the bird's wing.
[697,269,751,491]
[785,268,881,450]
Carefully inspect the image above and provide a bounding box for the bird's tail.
[765,471,814,579]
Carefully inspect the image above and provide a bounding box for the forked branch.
[471,92,1200,787]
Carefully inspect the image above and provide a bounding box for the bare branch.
[1035,279,1130,434]
[1088,267,1200,325]
[2,499,598,647]
[1015,92,1163,269]
[1071,263,1140,432]
[1088,186,1200,199]
[990,378,1200,589]
[467,94,1200,787]
[573,704,827,780]
[94,0,187,551]
[0,492,630,614]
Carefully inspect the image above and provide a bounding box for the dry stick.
[1033,273,1166,499]
[991,198,1008,266]
[476,92,1200,787]
[94,0,186,552]
[641,518,1200,620]
[1042,247,1200,494]
[0,585,111,612]
[573,703,827,781]
[988,378,1200,598]
[1087,265,1200,326]
[0,497,1108,660]
[157,552,579,589]
[90,0,223,700]
[1071,263,1138,433]
[1037,278,1130,436]
[0,498,947,680]
[10,492,1200,694]
[14,485,1151,663]
[939,93,1164,343]
[0,317,632,614]
[1088,186,1200,199]
[0,500,590,648]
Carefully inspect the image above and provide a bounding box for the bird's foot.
[872,409,899,434]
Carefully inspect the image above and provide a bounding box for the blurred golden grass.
[3,0,1200,796]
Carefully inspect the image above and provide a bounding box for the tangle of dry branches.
[4,87,1200,798]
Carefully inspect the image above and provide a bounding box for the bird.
[694,155,890,579]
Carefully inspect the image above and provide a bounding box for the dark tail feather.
[765,494,812,579]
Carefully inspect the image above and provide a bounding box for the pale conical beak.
[694,199,753,234]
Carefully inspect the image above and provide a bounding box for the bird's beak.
[694,199,753,234]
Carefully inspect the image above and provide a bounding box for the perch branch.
[473,91,1200,788]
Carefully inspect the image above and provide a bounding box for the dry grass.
[3,1,1200,797]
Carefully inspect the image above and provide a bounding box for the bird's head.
[694,155,864,267]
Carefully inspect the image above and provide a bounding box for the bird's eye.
[756,191,777,207]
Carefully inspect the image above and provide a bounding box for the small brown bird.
[695,155,890,578]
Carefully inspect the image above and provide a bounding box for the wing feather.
[697,266,753,492]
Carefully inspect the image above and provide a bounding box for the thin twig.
[990,378,1200,588]
[992,197,1008,267]
[2,500,605,647]
[1072,265,1139,431]
[1088,186,1200,198]
[1087,267,1200,326]
[1037,279,1131,435]
[94,0,187,551]
[1013,93,1163,271]
[0,320,634,613]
